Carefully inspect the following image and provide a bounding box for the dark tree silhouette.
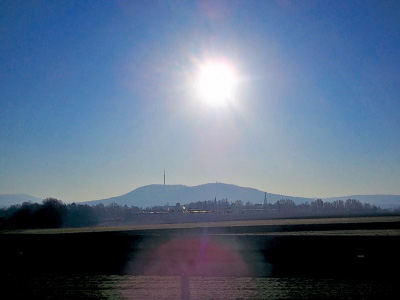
[35,198,67,228]
[66,203,98,227]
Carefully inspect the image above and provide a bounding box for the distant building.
[254,204,263,210]
[263,192,268,207]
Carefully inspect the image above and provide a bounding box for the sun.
[195,60,237,107]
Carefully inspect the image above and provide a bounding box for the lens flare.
[196,60,237,107]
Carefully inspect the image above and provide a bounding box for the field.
[1,215,399,299]
[4,215,400,235]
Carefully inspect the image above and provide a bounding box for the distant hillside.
[84,183,314,208]
[2,185,399,210]
[323,195,400,209]
[0,194,43,207]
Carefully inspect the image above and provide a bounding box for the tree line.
[0,197,383,230]
[0,198,98,229]
[180,198,380,215]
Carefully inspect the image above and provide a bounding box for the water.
[3,274,399,300]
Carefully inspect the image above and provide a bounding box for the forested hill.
[84,183,329,208]
[84,183,400,209]
[2,183,399,209]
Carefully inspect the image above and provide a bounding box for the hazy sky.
[1,0,399,201]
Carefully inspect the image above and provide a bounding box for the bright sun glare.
[196,60,237,107]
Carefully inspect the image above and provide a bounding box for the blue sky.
[1,0,399,202]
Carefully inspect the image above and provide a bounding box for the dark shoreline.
[1,218,399,279]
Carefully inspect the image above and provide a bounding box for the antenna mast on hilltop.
[164,169,165,186]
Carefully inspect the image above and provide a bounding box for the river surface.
[4,274,399,300]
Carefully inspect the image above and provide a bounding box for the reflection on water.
[4,274,399,300]
[127,236,253,277]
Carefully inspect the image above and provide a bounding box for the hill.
[2,184,399,209]
[84,183,400,209]
[84,183,315,208]
[0,194,43,207]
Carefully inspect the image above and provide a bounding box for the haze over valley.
[1,182,399,210]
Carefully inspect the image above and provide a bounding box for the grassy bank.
[2,215,399,235]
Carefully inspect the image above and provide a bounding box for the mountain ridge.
[83,183,400,209]
[1,183,399,209]
[83,182,313,208]
[0,194,43,207]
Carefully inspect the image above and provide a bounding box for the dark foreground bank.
[1,219,399,299]
[3,275,400,300]
[1,219,399,277]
